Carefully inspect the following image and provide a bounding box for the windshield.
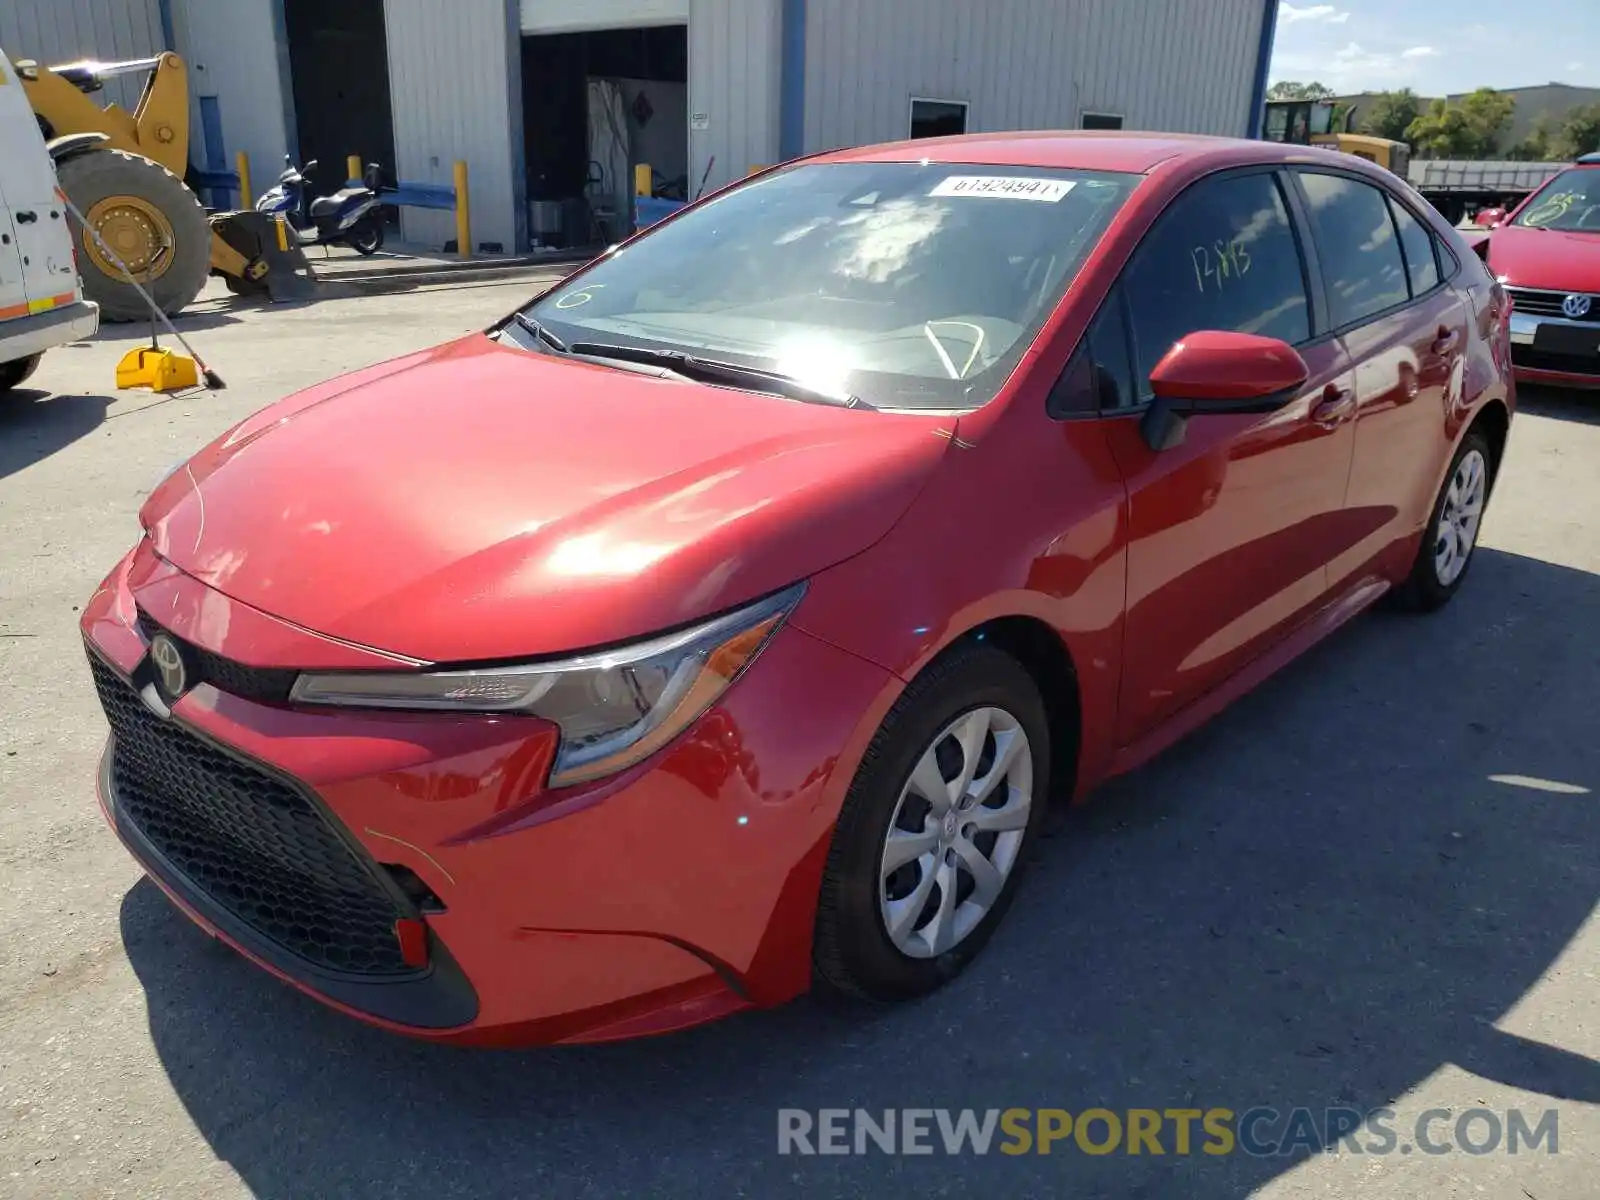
[518,161,1138,410]
[1512,168,1600,231]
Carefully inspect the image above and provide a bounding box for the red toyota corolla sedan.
[82,133,1514,1046]
[1480,153,1600,390]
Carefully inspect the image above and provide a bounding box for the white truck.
[0,47,99,394]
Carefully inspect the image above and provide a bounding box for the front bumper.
[82,541,891,1045]
[1509,311,1600,389]
[1,299,99,364]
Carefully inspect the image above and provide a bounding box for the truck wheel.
[55,149,211,322]
[0,354,43,394]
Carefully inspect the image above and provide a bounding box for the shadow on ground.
[88,309,245,343]
[1517,383,1600,426]
[0,391,113,481]
[119,548,1600,1198]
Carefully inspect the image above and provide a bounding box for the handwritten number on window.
[1191,238,1252,294]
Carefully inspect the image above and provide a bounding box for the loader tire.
[55,150,211,322]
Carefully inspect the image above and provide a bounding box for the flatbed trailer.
[1406,160,1567,224]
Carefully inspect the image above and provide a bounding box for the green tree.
[1508,115,1556,161]
[1267,81,1335,100]
[1458,87,1516,155]
[1360,89,1421,142]
[1408,99,1474,157]
[1554,103,1600,158]
[1407,89,1516,158]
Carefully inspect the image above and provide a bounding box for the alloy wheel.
[878,706,1033,959]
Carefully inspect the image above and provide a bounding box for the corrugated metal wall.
[388,0,524,252]
[803,0,1266,151]
[0,0,165,112]
[168,0,292,186]
[686,0,781,192]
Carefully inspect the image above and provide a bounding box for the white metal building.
[3,0,1280,255]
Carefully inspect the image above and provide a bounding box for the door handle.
[13,210,37,224]
[1432,326,1460,355]
[1310,385,1356,428]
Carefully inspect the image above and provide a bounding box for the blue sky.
[1268,0,1597,95]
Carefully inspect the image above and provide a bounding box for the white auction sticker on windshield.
[929,176,1076,202]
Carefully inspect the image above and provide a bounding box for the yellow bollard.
[275,214,289,252]
[635,163,652,196]
[235,150,252,208]
[347,154,362,183]
[453,160,471,258]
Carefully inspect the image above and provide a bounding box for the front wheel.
[346,214,384,256]
[813,643,1050,1002]
[56,149,211,321]
[1392,429,1493,612]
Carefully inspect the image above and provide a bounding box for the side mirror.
[1140,331,1309,451]
[304,158,320,173]
[1474,207,1506,228]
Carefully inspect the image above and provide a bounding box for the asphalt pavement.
[0,277,1595,1199]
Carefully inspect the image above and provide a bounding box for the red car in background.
[1480,152,1600,389]
[81,133,1513,1046]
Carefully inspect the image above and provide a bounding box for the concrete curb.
[314,253,591,287]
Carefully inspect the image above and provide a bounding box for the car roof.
[810,131,1296,175]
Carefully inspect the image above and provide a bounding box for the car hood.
[141,334,949,662]
[1487,224,1600,292]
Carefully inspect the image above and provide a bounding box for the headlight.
[290,583,804,787]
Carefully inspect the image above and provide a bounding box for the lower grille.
[1511,345,1600,376]
[88,652,416,977]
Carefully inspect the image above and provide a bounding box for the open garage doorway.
[283,0,397,204]
[520,23,688,251]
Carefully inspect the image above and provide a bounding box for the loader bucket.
[208,210,316,302]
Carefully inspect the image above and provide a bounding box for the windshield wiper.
[510,311,569,354]
[566,341,871,409]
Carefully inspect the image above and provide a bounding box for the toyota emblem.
[149,633,188,700]
[1561,293,1592,319]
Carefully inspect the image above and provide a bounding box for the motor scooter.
[256,158,385,255]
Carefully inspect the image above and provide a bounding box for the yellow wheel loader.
[1261,98,1411,176]
[15,50,312,320]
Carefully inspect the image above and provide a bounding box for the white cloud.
[1281,3,1351,22]
[1567,60,1584,72]
[1401,46,1440,59]
[1273,39,1435,90]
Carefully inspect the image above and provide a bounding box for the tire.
[1392,428,1494,612]
[55,149,211,322]
[0,353,43,394]
[813,642,1051,1002]
[346,214,384,256]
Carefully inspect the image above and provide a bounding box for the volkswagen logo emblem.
[1562,293,1592,319]
[149,633,188,701]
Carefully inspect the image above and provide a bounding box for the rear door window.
[1296,171,1409,327]
[1120,172,1312,401]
